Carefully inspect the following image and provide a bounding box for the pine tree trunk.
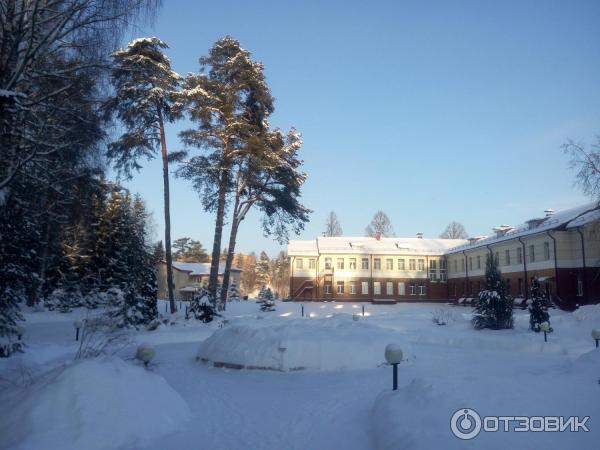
[157,108,176,314]
[219,194,242,310]
[208,167,229,308]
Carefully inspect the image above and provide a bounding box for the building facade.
[288,202,600,310]
[157,261,242,300]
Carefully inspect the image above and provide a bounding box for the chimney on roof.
[416,232,423,239]
[321,232,327,237]
[544,208,554,217]
[375,231,382,241]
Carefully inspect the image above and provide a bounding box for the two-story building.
[288,201,600,309]
[157,261,242,300]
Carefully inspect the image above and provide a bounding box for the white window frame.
[398,282,405,295]
[418,284,426,295]
[361,282,369,295]
[409,259,416,270]
[544,242,550,260]
[349,258,357,270]
[374,258,381,270]
[336,281,344,294]
[349,282,356,294]
[505,249,510,266]
[309,258,316,269]
[324,284,332,294]
[418,259,425,271]
[337,258,344,270]
[409,284,416,295]
[296,258,303,269]
[398,259,405,270]
[374,282,381,295]
[476,255,481,269]
[517,247,523,264]
[386,259,393,270]
[577,275,583,296]
[386,281,393,295]
[324,257,332,269]
[529,245,535,263]
[361,258,369,270]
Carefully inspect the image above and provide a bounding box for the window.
[518,278,523,296]
[324,257,332,269]
[494,252,499,264]
[577,274,583,296]
[349,258,357,270]
[337,281,344,294]
[374,258,381,270]
[349,282,356,294]
[386,281,393,295]
[469,257,473,270]
[440,272,447,282]
[337,258,344,270]
[398,259,405,270]
[453,260,458,272]
[374,282,381,295]
[295,258,303,269]
[386,259,393,270]
[361,282,369,294]
[461,259,465,271]
[418,259,425,271]
[516,247,523,264]
[440,259,446,270]
[429,260,437,270]
[309,258,316,269]
[418,284,426,295]
[361,258,369,270]
[324,283,332,294]
[529,245,535,263]
[544,242,550,260]
[409,284,416,295]
[505,249,510,266]
[476,255,481,269]
[409,259,416,270]
[398,282,405,295]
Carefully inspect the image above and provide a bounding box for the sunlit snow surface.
[1,300,599,450]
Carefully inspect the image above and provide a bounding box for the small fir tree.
[472,254,514,330]
[187,288,219,323]
[228,281,240,301]
[528,277,552,333]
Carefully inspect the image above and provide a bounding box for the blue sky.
[120,0,600,256]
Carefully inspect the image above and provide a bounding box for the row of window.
[324,281,427,296]
[451,242,552,273]
[295,257,447,272]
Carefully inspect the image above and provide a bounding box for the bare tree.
[324,211,343,236]
[563,137,600,199]
[365,210,395,237]
[439,221,468,239]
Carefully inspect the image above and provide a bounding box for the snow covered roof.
[448,201,600,253]
[288,236,468,256]
[165,261,241,275]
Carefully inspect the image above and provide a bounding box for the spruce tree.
[472,254,513,330]
[187,288,218,323]
[255,252,271,288]
[528,277,552,333]
[228,281,240,302]
[105,37,181,315]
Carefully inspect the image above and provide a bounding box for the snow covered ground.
[1,300,599,450]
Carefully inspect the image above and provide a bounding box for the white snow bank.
[572,304,600,323]
[197,314,412,371]
[0,357,190,450]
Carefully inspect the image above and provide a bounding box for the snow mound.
[370,379,461,450]
[0,357,190,450]
[197,314,412,371]
[572,304,600,323]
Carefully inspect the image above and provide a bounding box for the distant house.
[157,261,242,300]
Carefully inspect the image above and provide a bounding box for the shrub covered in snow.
[197,315,412,371]
[187,288,219,323]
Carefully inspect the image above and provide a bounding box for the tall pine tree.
[105,37,181,315]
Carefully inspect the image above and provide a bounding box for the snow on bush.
[197,314,412,371]
[0,357,190,450]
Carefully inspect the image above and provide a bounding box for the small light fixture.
[73,320,83,341]
[592,329,600,348]
[384,344,403,390]
[540,322,550,342]
[136,344,156,367]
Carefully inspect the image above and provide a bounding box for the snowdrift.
[0,357,190,450]
[197,314,412,371]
